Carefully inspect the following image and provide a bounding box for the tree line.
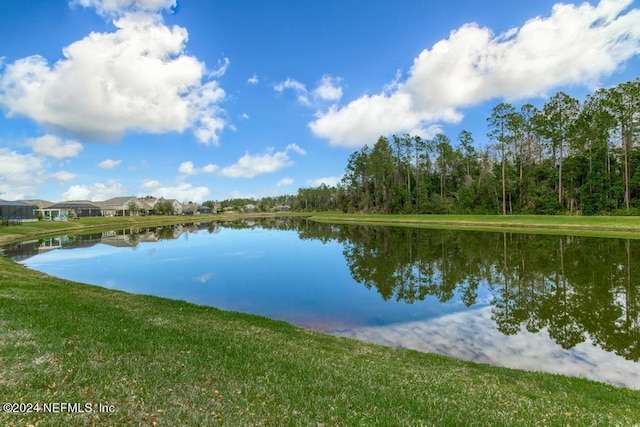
[293,78,639,215]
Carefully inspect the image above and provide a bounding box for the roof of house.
[48,200,102,209]
[97,196,138,207]
[20,199,54,209]
[0,199,38,207]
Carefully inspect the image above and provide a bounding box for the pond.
[3,217,639,389]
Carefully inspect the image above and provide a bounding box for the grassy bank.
[311,213,640,239]
[2,215,640,425]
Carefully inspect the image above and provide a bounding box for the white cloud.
[277,177,294,187]
[28,135,83,159]
[247,74,259,85]
[201,163,219,173]
[98,158,122,169]
[0,148,45,199]
[51,170,76,182]
[275,75,344,107]
[219,144,305,179]
[274,77,307,93]
[0,11,227,145]
[62,179,126,201]
[178,160,218,175]
[178,161,198,175]
[208,57,230,79]
[140,179,162,191]
[307,176,342,187]
[285,143,306,156]
[71,0,176,17]
[310,0,640,148]
[219,150,292,179]
[312,75,343,102]
[311,92,444,147]
[138,181,210,203]
[274,78,311,106]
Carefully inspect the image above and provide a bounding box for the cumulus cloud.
[62,179,126,201]
[219,144,305,179]
[28,135,83,159]
[140,179,161,191]
[138,179,210,202]
[275,75,343,107]
[98,158,122,169]
[312,75,343,102]
[219,150,292,179]
[311,93,444,148]
[310,0,640,147]
[0,9,227,145]
[51,170,77,182]
[178,160,218,175]
[0,148,46,199]
[247,74,259,85]
[277,177,294,187]
[201,163,218,173]
[178,161,197,175]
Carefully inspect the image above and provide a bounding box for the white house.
[98,197,150,216]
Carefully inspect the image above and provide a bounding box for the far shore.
[310,212,640,239]
[3,212,640,248]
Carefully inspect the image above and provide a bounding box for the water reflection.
[333,226,640,364]
[3,217,639,388]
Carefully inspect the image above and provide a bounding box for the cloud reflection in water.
[336,306,640,390]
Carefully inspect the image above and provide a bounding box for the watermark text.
[2,402,115,414]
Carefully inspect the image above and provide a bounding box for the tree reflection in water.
[293,220,640,362]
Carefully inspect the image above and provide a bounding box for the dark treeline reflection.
[283,219,639,362]
[4,217,639,361]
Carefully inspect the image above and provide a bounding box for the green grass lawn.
[1,215,640,425]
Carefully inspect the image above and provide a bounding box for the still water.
[4,217,639,389]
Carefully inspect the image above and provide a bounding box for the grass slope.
[1,215,640,425]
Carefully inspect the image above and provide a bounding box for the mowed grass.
[1,215,640,425]
[312,213,640,239]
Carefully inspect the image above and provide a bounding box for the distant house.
[46,201,102,219]
[273,204,290,212]
[182,203,198,215]
[198,205,212,214]
[167,199,183,215]
[148,198,183,215]
[98,197,149,216]
[181,203,212,215]
[0,200,39,222]
[222,206,235,214]
[244,203,257,213]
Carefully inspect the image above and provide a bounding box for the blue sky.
[1,0,639,203]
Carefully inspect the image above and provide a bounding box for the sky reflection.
[336,306,640,390]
